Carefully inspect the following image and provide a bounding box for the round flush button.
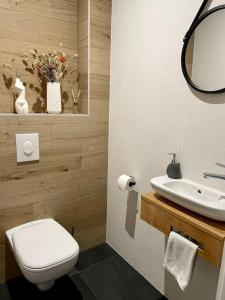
[23,141,34,156]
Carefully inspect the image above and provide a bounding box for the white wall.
[107,1,225,299]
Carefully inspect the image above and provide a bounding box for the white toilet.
[6,219,79,291]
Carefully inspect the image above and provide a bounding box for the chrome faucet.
[203,163,225,180]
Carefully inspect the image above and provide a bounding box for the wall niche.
[0,0,89,114]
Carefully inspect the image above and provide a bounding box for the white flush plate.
[16,133,40,163]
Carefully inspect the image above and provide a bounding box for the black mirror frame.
[181,4,225,94]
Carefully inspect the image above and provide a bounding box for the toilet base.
[37,280,55,291]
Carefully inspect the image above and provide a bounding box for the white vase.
[47,82,62,114]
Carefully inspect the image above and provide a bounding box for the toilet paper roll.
[117,174,136,192]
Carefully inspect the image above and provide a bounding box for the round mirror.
[181,5,225,94]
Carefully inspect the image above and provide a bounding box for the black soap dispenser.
[167,153,182,179]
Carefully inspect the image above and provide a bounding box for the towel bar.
[171,226,205,250]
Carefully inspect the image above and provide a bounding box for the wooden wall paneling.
[39,16,78,49]
[0,1,78,23]
[0,1,79,113]
[78,0,89,114]
[0,0,112,283]
[74,225,106,252]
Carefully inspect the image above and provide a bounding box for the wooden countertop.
[142,192,225,241]
[141,193,225,267]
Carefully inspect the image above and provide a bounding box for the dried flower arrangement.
[25,47,82,113]
[25,48,78,83]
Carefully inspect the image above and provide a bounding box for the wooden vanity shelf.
[141,193,225,267]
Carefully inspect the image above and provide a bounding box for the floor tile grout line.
[69,252,118,277]
[78,253,118,273]
[76,251,118,273]
[76,274,99,300]
[69,274,98,300]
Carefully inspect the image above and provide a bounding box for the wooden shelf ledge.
[141,192,225,267]
[0,113,89,117]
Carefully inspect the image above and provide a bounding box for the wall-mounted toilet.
[6,218,79,291]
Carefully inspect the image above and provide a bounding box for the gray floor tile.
[76,243,117,271]
[0,284,11,300]
[80,255,166,300]
[1,275,95,300]
[70,273,97,300]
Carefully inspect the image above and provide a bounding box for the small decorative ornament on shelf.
[15,78,29,114]
[2,59,30,114]
[72,73,81,114]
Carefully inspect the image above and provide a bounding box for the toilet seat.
[12,219,79,270]
[6,218,79,291]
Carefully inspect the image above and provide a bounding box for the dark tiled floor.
[0,244,166,300]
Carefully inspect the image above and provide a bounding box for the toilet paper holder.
[117,174,136,192]
[128,178,136,187]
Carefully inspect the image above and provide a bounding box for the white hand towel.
[163,231,198,291]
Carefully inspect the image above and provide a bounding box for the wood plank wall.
[78,0,89,113]
[0,0,81,113]
[0,0,111,283]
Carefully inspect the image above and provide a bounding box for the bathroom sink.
[150,176,225,221]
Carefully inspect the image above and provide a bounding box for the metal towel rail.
[170,226,204,250]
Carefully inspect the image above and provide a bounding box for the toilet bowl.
[6,219,79,291]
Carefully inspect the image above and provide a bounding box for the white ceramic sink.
[150,176,225,221]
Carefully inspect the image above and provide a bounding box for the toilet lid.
[12,220,79,270]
